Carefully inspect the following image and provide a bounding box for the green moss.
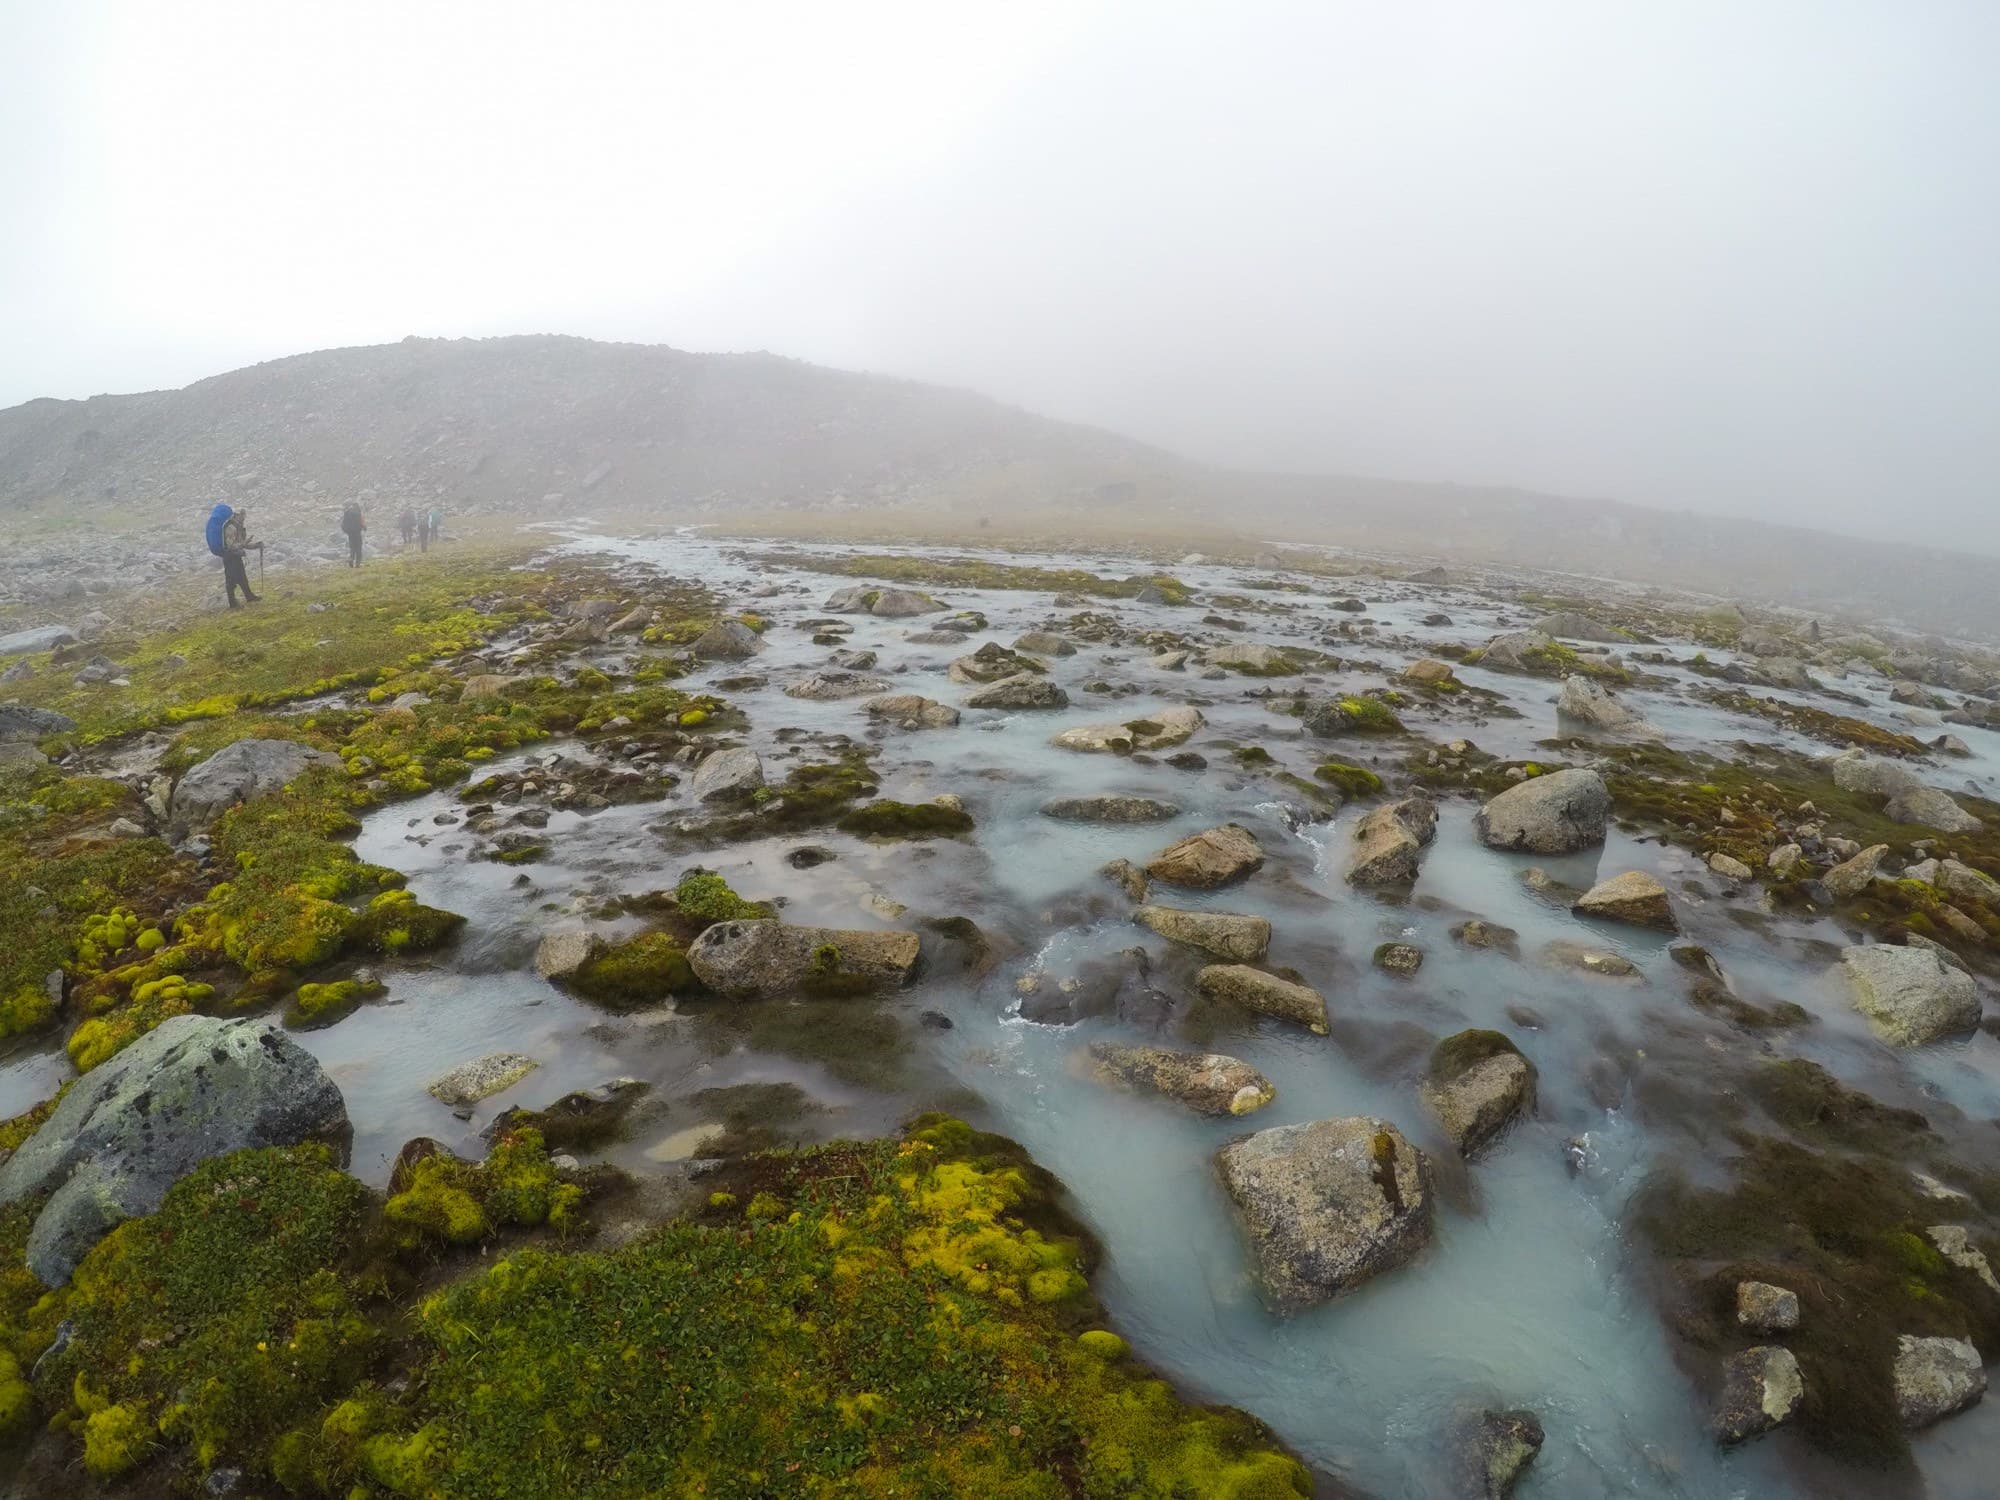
[284,975,386,1030]
[1426,1029,1522,1085]
[1313,761,1384,798]
[346,888,465,957]
[1703,689,1929,756]
[1231,745,1276,767]
[384,1131,583,1253]
[757,550,1195,606]
[837,800,976,840]
[671,870,769,925]
[709,755,882,839]
[567,932,695,1009]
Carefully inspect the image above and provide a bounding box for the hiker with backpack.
[398,506,418,547]
[340,502,366,568]
[205,502,261,608]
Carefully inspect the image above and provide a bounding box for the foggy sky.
[4,1,1997,548]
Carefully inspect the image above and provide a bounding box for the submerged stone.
[1040,795,1180,823]
[1196,964,1329,1033]
[1086,1042,1274,1116]
[1573,870,1677,932]
[1420,1030,1535,1156]
[1541,940,1641,980]
[429,1053,539,1108]
[1134,905,1270,961]
[0,1016,349,1284]
[1215,1116,1432,1309]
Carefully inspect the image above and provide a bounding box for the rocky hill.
[1,333,1995,639]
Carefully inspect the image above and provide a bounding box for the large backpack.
[341,503,362,534]
[205,503,233,557]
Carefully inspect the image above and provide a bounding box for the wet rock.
[534,928,603,981]
[862,693,960,729]
[824,585,879,612]
[690,620,764,660]
[1303,696,1403,736]
[0,704,75,742]
[787,845,836,869]
[1372,942,1423,976]
[1204,643,1292,674]
[948,641,1043,683]
[1420,1030,1535,1156]
[1453,1408,1544,1498]
[1532,611,1628,643]
[1556,676,1657,737]
[1134,904,1270,961]
[1893,1335,1985,1429]
[1767,843,1804,876]
[964,673,1071,710]
[1939,858,2000,907]
[1821,843,1889,899]
[1150,649,1191,670]
[1053,706,1204,754]
[1713,1346,1805,1444]
[1840,943,1980,1045]
[1708,852,1754,881]
[1041,795,1180,823]
[1100,858,1150,900]
[1348,796,1438,886]
[1013,631,1076,656]
[487,1078,648,1150]
[1933,733,1973,757]
[1573,870,1677,932]
[1474,769,1610,854]
[1830,750,1982,832]
[870,588,943,618]
[1164,749,1207,770]
[429,1052,539,1107]
[1541,940,1640,980]
[1086,1042,1275,1116]
[1216,1116,1432,1309]
[609,606,650,634]
[785,669,892,701]
[1401,658,1456,685]
[1471,630,1557,672]
[1451,920,1520,957]
[688,745,764,801]
[171,737,344,832]
[0,1016,350,1285]
[685,920,921,998]
[1926,1225,2000,1294]
[1146,823,1264,889]
[827,647,878,670]
[1196,964,1328,1032]
[1736,1280,1801,1332]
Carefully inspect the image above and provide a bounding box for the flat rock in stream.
[0,1016,350,1285]
[1134,905,1270,961]
[688,745,764,801]
[1556,677,1658,737]
[171,737,345,832]
[686,919,922,998]
[949,642,1044,683]
[785,669,892,701]
[429,1053,539,1107]
[963,673,1071,710]
[1347,797,1438,886]
[1051,706,1204,754]
[1216,1116,1433,1309]
[862,693,961,730]
[1453,1408,1545,1498]
[1086,1043,1275,1116]
[690,620,765,660]
[870,588,944,618]
[1196,964,1329,1033]
[1041,795,1180,823]
[1573,871,1678,932]
[1840,943,1981,1045]
[1203,642,1293,674]
[1146,823,1264,889]
[1474,769,1610,854]
[1013,631,1077,656]
[534,929,603,981]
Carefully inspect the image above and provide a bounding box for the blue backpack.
[205,503,233,557]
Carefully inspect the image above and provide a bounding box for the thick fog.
[4,1,1997,548]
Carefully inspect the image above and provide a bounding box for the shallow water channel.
[16,531,2000,1496]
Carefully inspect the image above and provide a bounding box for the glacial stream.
[11,530,1999,1497]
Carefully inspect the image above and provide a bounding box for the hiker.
[205,502,261,608]
[340,502,365,568]
[427,505,444,547]
[398,506,417,546]
[417,509,430,553]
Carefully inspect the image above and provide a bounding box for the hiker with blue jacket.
[205,502,261,608]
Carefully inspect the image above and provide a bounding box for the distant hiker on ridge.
[205,502,261,609]
[398,506,417,547]
[340,501,366,568]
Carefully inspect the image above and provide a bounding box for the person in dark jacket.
[398,506,417,546]
[205,502,261,608]
[340,502,365,567]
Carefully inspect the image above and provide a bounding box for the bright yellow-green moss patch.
[384,1131,583,1253]
[566,931,695,1009]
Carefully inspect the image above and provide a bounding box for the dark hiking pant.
[223,552,256,607]
[347,532,363,567]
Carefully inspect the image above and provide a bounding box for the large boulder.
[862,694,961,730]
[1474,769,1610,854]
[1470,630,1557,673]
[1203,643,1292,674]
[1573,871,1677,932]
[1893,1335,1985,1429]
[1051,707,1204,753]
[1215,1116,1433,1309]
[1453,1409,1544,1498]
[688,745,764,801]
[870,588,944,618]
[1196,964,1329,1033]
[1822,843,1889,899]
[1041,795,1180,823]
[1146,824,1264,889]
[1419,1031,1535,1156]
[1829,750,1982,833]
[0,704,76,743]
[1347,797,1438,886]
[1134,905,1270,961]
[824,585,880,613]
[964,673,1071,710]
[171,737,343,832]
[784,669,891,701]
[0,624,77,657]
[1085,1043,1274,1116]
[690,620,765,660]
[948,642,1043,684]
[686,920,921,998]
[1012,631,1077,657]
[0,1017,349,1284]
[1840,944,1981,1045]
[1531,611,1628,644]
[1556,677,1657,737]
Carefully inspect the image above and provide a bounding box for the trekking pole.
[258,544,265,584]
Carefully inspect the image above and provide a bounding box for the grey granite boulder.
[1133,905,1270,962]
[0,704,76,743]
[170,737,343,832]
[870,588,944,618]
[690,620,765,660]
[0,1016,349,1284]
[688,745,764,801]
[1714,1346,1805,1444]
[784,669,891,700]
[686,919,921,998]
[1347,797,1438,886]
[1573,870,1677,931]
[862,694,960,730]
[1216,1116,1432,1309]
[1085,1042,1274,1116]
[1196,964,1330,1033]
[964,673,1070,710]
[0,625,76,657]
[1556,676,1657,737]
[1893,1335,1985,1429]
[1419,1031,1535,1156]
[1841,944,1981,1045]
[1474,769,1610,854]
